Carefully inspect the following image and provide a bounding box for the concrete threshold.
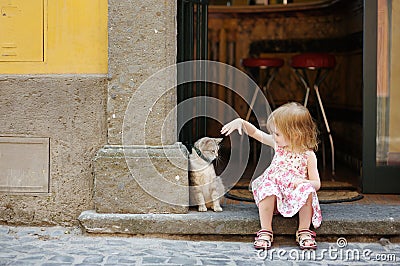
[78,204,400,239]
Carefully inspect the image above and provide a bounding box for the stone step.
[78,204,400,238]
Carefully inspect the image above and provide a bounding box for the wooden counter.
[209,0,342,15]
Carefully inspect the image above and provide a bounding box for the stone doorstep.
[78,204,400,239]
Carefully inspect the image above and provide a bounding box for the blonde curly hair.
[266,102,319,152]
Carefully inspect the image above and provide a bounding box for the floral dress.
[251,146,322,228]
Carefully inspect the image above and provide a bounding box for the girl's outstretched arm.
[221,118,274,147]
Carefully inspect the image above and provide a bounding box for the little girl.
[221,102,322,250]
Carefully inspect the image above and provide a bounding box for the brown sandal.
[296,229,317,250]
[254,229,273,250]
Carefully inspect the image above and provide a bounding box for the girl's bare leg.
[298,193,313,230]
[254,195,276,248]
[297,194,315,247]
[258,195,276,231]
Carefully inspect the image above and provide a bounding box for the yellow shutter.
[0,0,44,62]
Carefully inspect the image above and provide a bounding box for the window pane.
[377,0,400,165]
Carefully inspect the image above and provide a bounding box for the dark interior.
[204,0,364,189]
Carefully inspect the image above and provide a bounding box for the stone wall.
[0,76,107,225]
[107,0,178,145]
[93,0,189,215]
[0,0,183,225]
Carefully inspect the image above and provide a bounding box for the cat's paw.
[198,205,207,212]
[213,206,223,212]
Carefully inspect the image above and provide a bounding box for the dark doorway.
[177,0,399,195]
[177,0,209,150]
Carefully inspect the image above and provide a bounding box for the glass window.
[376,0,400,166]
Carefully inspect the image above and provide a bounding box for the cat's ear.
[194,138,202,148]
[215,138,223,144]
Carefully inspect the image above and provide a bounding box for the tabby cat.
[189,137,225,212]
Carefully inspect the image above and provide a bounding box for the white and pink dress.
[252,146,322,228]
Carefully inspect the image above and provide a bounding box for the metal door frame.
[363,0,400,193]
[177,0,209,149]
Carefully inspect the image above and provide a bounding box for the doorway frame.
[363,0,400,194]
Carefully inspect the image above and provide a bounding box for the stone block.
[0,76,107,225]
[93,143,189,214]
[79,204,400,237]
[107,0,177,145]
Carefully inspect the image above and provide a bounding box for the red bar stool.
[241,57,284,120]
[291,53,336,175]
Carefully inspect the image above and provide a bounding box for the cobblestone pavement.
[0,225,399,266]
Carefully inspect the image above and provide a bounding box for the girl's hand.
[293,178,307,188]
[221,118,244,136]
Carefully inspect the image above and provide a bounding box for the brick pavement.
[0,225,399,265]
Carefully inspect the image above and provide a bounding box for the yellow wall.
[0,0,108,74]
